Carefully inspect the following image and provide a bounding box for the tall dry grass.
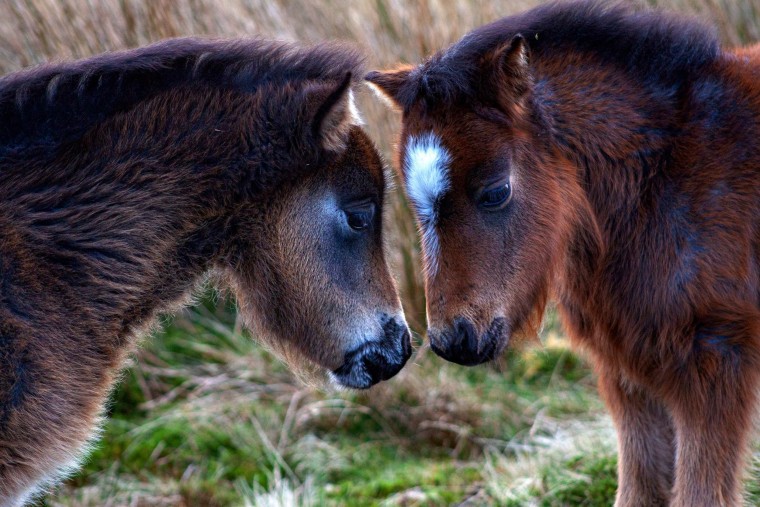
[2,0,757,331]
[2,1,759,505]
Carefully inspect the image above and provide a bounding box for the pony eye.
[478,182,512,210]
[345,204,375,231]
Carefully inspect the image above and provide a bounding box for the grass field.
[1,0,758,505]
[34,298,760,506]
[45,298,617,506]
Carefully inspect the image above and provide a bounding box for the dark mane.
[399,0,720,109]
[0,37,363,153]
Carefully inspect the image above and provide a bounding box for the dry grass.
[2,1,759,505]
[482,416,617,505]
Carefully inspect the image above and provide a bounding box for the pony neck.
[0,86,249,343]
[529,52,697,304]
[533,53,690,234]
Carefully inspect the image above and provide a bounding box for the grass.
[35,298,760,505]
[1,0,758,505]
[43,297,613,506]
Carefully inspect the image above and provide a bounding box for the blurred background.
[1,0,757,505]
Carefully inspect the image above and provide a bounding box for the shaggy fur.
[368,1,760,505]
[0,38,411,505]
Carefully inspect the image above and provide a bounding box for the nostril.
[382,318,403,344]
[362,351,387,381]
[484,317,510,358]
[428,328,447,354]
[383,318,413,355]
[400,328,412,358]
[428,317,510,366]
[453,318,478,353]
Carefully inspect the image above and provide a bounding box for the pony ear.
[482,34,532,113]
[364,65,414,109]
[306,72,358,152]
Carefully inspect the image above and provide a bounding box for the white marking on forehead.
[404,133,451,277]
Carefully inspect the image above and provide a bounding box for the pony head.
[366,30,587,365]
[221,62,412,388]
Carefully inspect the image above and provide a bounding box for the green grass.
[40,299,615,506]
[41,299,760,506]
[4,0,757,505]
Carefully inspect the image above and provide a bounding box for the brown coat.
[0,38,410,505]
[368,2,760,505]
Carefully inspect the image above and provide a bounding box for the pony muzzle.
[429,317,509,366]
[331,317,412,389]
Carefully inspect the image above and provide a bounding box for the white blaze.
[404,133,452,277]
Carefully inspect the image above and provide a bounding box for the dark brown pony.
[367,2,760,505]
[0,38,411,505]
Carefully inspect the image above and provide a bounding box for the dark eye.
[478,182,512,211]
[345,203,376,231]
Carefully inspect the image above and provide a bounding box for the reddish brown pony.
[368,2,760,506]
[0,38,411,505]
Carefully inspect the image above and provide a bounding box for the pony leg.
[667,328,760,507]
[598,368,674,507]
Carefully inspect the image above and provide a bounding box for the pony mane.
[0,38,364,153]
[398,0,720,109]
